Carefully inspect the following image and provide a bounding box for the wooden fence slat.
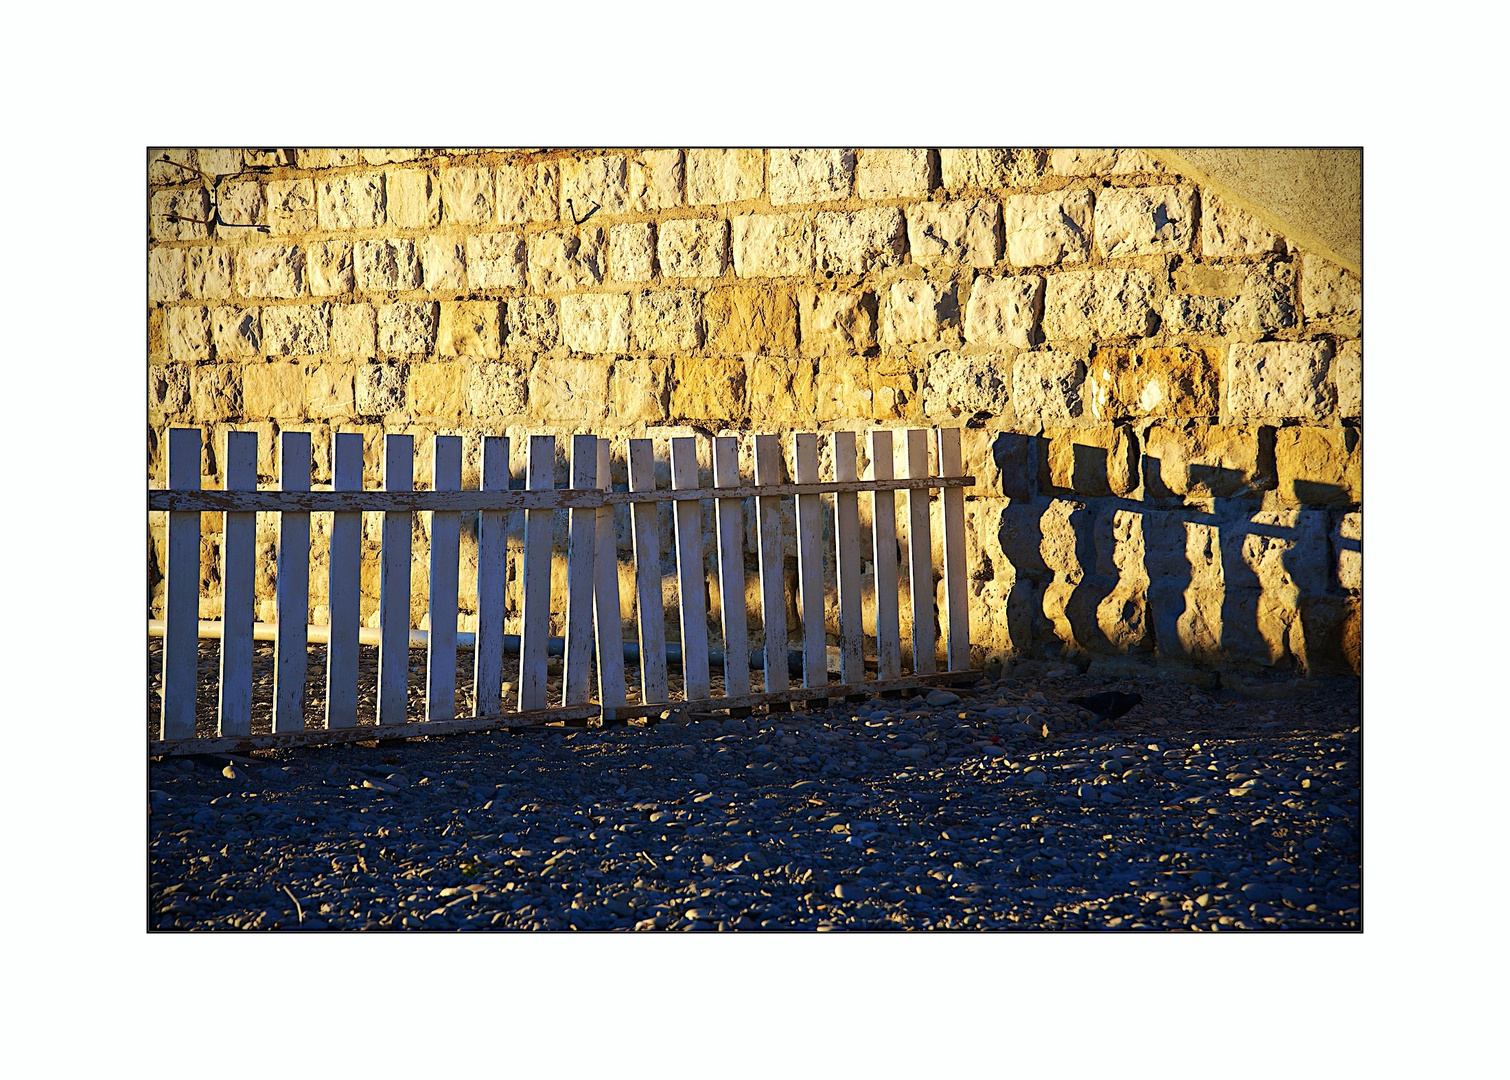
[563,435,599,707]
[713,436,751,702]
[517,435,554,712]
[160,427,201,742]
[273,430,311,732]
[627,439,669,706]
[869,429,902,681]
[937,427,971,672]
[594,437,627,711]
[831,430,864,686]
[217,430,256,737]
[670,437,711,701]
[377,434,414,725]
[324,432,363,730]
[752,435,790,702]
[473,435,509,718]
[793,432,828,692]
[905,428,937,674]
[427,435,462,722]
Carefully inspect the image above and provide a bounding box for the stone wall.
[147,147,1361,679]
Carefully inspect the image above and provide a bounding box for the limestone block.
[633,289,701,351]
[306,240,355,297]
[561,153,629,217]
[234,245,306,300]
[1142,423,1268,500]
[496,160,560,224]
[1334,339,1361,418]
[922,351,1011,421]
[262,303,331,356]
[465,359,529,421]
[526,227,604,293]
[672,357,746,421]
[441,166,495,225]
[506,297,559,352]
[1275,426,1360,506]
[611,356,670,423]
[881,278,956,344]
[356,363,407,414]
[436,300,503,358]
[731,213,815,278]
[212,307,262,358]
[419,236,468,291]
[686,148,764,205]
[963,273,1042,349]
[560,292,630,353]
[703,287,798,353]
[1300,253,1361,322]
[656,218,726,280]
[1041,426,1140,497]
[1086,345,1220,420]
[799,289,876,356]
[629,150,684,211]
[377,301,438,355]
[873,367,922,421]
[305,363,357,420]
[192,364,243,421]
[1041,269,1157,340]
[463,232,526,291]
[1226,340,1334,422]
[1335,510,1361,593]
[905,199,1002,267]
[149,364,191,417]
[217,179,265,229]
[939,148,1046,191]
[150,187,211,241]
[1161,260,1295,338]
[242,362,306,419]
[1200,190,1283,257]
[186,247,234,300]
[408,361,466,422]
[814,356,875,422]
[1050,149,1165,176]
[768,148,855,205]
[266,179,317,235]
[814,208,905,275]
[195,148,245,176]
[1002,190,1092,268]
[1094,185,1197,257]
[330,304,376,357]
[149,249,186,305]
[609,222,655,282]
[1231,506,1331,596]
[528,354,611,423]
[385,169,440,229]
[856,149,933,199]
[316,173,385,230]
[165,306,211,362]
[746,355,817,425]
[1012,349,1086,423]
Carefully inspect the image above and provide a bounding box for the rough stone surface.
[629,150,684,212]
[442,167,495,225]
[1003,190,1094,267]
[768,149,855,205]
[1094,186,1197,258]
[1334,339,1361,419]
[611,356,669,423]
[609,223,656,282]
[1201,190,1283,257]
[1013,350,1087,423]
[1042,426,1140,498]
[262,304,330,357]
[814,208,905,275]
[496,161,560,224]
[528,355,610,423]
[150,248,186,305]
[354,239,422,293]
[1161,261,1297,338]
[527,228,604,293]
[658,218,728,279]
[242,362,306,419]
[559,293,631,353]
[857,148,934,199]
[1226,341,1334,422]
[1275,427,1361,506]
[377,301,439,356]
[633,289,701,352]
[436,301,503,358]
[419,237,468,292]
[212,307,262,358]
[672,357,747,421]
[1142,423,1269,500]
[1042,270,1158,341]
[307,241,355,297]
[905,200,1001,267]
[881,279,956,344]
[187,247,234,301]
[703,287,798,353]
[1300,254,1360,323]
[799,290,877,357]
[964,274,1042,349]
[267,179,317,235]
[316,174,385,230]
[235,246,305,300]
[165,306,211,362]
[1086,346,1221,421]
[385,169,440,230]
[1051,149,1165,175]
[747,355,816,424]
[939,148,1046,190]
[465,360,529,420]
[732,213,815,278]
[506,297,559,352]
[562,154,630,218]
[923,352,1011,421]
[687,149,764,205]
[330,304,376,357]
[467,233,528,291]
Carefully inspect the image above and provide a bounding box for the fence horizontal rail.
[147,475,974,514]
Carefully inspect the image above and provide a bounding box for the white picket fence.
[148,426,978,755]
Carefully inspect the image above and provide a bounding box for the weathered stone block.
[633,289,701,351]
[1050,149,1164,175]
[419,236,467,291]
[746,355,816,425]
[305,363,357,419]
[306,240,354,297]
[1012,350,1086,423]
[528,354,610,423]
[212,307,262,358]
[1094,185,1197,257]
[629,150,684,211]
[1160,259,1296,337]
[464,359,529,420]
[1334,339,1361,418]
[330,304,376,357]
[905,199,1002,267]
[559,292,630,353]
[1142,423,1269,499]
[234,245,306,299]
[186,247,234,300]
[814,356,875,422]
[262,303,330,356]
[1226,340,1334,421]
[1041,269,1157,340]
[814,208,905,275]
[672,357,746,420]
[316,174,385,230]
[609,222,655,282]
[799,289,876,356]
[436,300,503,358]
[1275,426,1360,505]
[242,362,306,419]
[1200,190,1283,257]
[686,148,764,205]
[881,278,956,344]
[922,351,1011,420]
[441,166,495,225]
[354,238,421,292]
[505,297,559,352]
[496,160,560,224]
[385,169,440,229]
[195,148,245,176]
[768,148,855,205]
[377,301,438,355]
[703,287,798,353]
[1042,426,1140,497]
[266,179,317,235]
[1300,253,1361,322]
[466,232,528,291]
[149,248,186,305]
[149,363,191,417]
[611,356,669,423]
[939,148,1046,190]
[356,363,406,414]
[856,148,933,199]
[151,187,211,241]
[1335,510,1361,593]
[1086,345,1221,420]
[165,306,211,362]
[526,227,604,293]
[731,213,815,278]
[1003,190,1093,267]
[217,179,266,229]
[872,365,922,421]
[192,364,243,421]
[408,361,467,421]
[295,149,362,170]
[963,274,1042,349]
[562,153,629,217]
[657,218,727,279]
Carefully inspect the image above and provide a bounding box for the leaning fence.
[148,427,978,756]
